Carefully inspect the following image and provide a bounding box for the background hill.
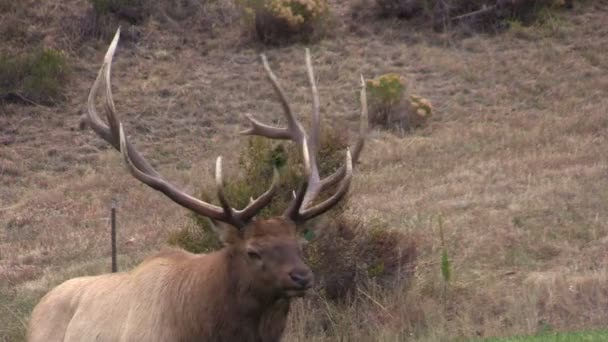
[1,1,607,341]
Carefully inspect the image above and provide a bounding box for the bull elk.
[28,28,367,342]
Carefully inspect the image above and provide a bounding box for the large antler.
[86,28,279,229]
[241,49,368,223]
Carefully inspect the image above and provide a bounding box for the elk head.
[85,28,367,300]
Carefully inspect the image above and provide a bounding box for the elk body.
[27,29,367,342]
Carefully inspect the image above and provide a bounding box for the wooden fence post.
[111,198,118,273]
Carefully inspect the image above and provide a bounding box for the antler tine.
[117,124,227,222]
[240,114,291,139]
[284,138,312,220]
[298,149,353,221]
[215,157,281,225]
[260,54,307,143]
[86,29,120,150]
[301,48,322,207]
[215,157,241,226]
[317,75,368,191]
[90,28,279,228]
[238,166,280,223]
[87,28,159,177]
[306,48,320,175]
[241,54,307,145]
[240,49,366,223]
[287,50,355,221]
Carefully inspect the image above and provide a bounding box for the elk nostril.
[289,270,313,288]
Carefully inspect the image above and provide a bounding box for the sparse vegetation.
[375,0,422,18]
[89,0,149,23]
[0,1,28,44]
[167,216,223,254]
[239,0,329,44]
[82,0,222,42]
[0,48,70,105]
[370,0,570,32]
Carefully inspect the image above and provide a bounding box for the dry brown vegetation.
[1,0,608,341]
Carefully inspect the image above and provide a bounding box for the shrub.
[367,73,405,109]
[78,0,149,42]
[375,0,422,18]
[90,0,149,23]
[366,74,432,131]
[306,215,417,301]
[239,0,329,44]
[169,123,418,302]
[0,48,70,105]
[369,0,569,33]
[432,0,563,32]
[82,0,212,42]
[167,216,223,254]
[406,94,433,129]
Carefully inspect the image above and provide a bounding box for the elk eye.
[247,250,261,260]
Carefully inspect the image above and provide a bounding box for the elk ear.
[208,219,242,245]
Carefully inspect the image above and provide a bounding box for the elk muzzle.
[284,266,313,297]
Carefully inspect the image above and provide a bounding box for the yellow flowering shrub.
[264,0,327,27]
[407,94,433,128]
[366,74,433,131]
[240,0,329,44]
[366,73,406,108]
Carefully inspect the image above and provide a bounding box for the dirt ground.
[2,1,608,341]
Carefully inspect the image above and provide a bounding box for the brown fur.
[28,218,310,342]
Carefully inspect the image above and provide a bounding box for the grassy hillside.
[1,1,607,341]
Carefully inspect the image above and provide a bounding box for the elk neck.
[161,247,291,341]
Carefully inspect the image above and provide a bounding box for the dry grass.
[2,1,608,341]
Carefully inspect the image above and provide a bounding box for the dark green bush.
[375,0,422,18]
[169,122,418,302]
[90,0,149,22]
[0,48,70,105]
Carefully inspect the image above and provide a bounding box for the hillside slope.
[1,1,608,341]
